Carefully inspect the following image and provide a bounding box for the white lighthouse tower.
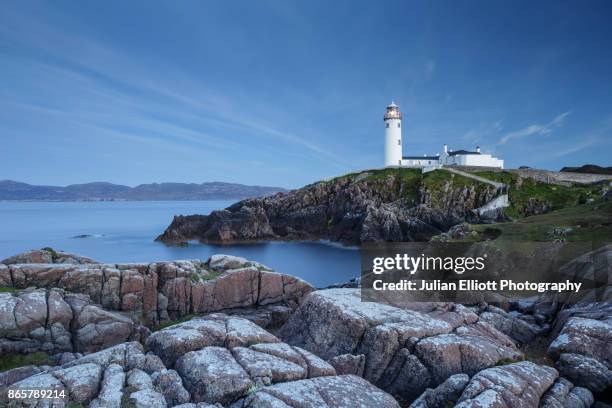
[384,101,403,167]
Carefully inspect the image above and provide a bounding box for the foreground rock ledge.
[2,315,401,408]
[1,312,597,408]
[0,254,314,329]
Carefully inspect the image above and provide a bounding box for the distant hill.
[560,164,612,175]
[0,180,286,201]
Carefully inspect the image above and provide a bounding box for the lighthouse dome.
[384,101,402,120]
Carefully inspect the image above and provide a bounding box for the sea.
[0,201,360,287]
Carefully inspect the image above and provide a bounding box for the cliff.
[156,168,506,245]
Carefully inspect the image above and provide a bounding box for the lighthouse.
[384,101,402,167]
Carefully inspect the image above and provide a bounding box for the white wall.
[443,153,503,168]
[461,154,503,168]
[401,158,439,167]
[385,118,402,167]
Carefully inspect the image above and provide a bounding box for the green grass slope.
[460,200,612,243]
[472,170,605,218]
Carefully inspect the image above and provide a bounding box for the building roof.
[448,150,481,156]
[403,156,439,160]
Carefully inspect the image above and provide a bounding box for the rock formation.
[0,254,313,328]
[156,169,505,245]
[0,288,147,355]
[1,248,98,265]
[2,316,401,408]
[0,248,610,407]
[278,289,522,403]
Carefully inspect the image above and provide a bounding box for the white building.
[384,101,403,167]
[383,102,504,169]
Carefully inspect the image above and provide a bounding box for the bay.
[0,201,359,287]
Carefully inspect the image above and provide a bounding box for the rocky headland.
[155,167,609,246]
[0,247,609,407]
[156,168,510,245]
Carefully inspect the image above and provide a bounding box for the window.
[385,123,389,128]
[397,123,401,128]
[398,139,401,145]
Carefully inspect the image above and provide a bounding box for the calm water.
[0,201,359,287]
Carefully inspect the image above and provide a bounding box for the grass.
[473,171,604,218]
[0,352,55,372]
[247,383,262,395]
[494,355,525,366]
[355,168,492,206]
[189,265,226,283]
[0,287,17,293]
[152,313,196,332]
[451,200,612,243]
[422,169,493,208]
[41,246,59,261]
[121,393,137,408]
[201,270,225,281]
[188,270,224,283]
[344,167,423,203]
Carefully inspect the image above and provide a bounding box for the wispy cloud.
[463,119,504,143]
[498,111,570,145]
[0,8,345,169]
[544,136,601,160]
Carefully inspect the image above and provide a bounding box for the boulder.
[176,346,253,404]
[540,377,594,408]
[548,317,612,392]
[74,304,139,353]
[0,288,144,356]
[208,255,250,271]
[231,374,400,408]
[410,374,470,408]
[455,362,558,407]
[0,264,11,286]
[1,248,98,265]
[555,353,611,394]
[479,307,546,344]
[89,363,125,408]
[232,347,306,385]
[151,368,190,406]
[329,353,365,376]
[128,388,167,408]
[143,351,166,374]
[52,362,103,405]
[127,368,154,391]
[4,372,66,406]
[279,289,522,402]
[62,342,146,371]
[0,365,42,389]
[146,317,228,367]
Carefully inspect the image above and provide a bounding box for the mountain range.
[0,180,286,201]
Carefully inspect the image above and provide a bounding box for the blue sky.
[1,1,611,188]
